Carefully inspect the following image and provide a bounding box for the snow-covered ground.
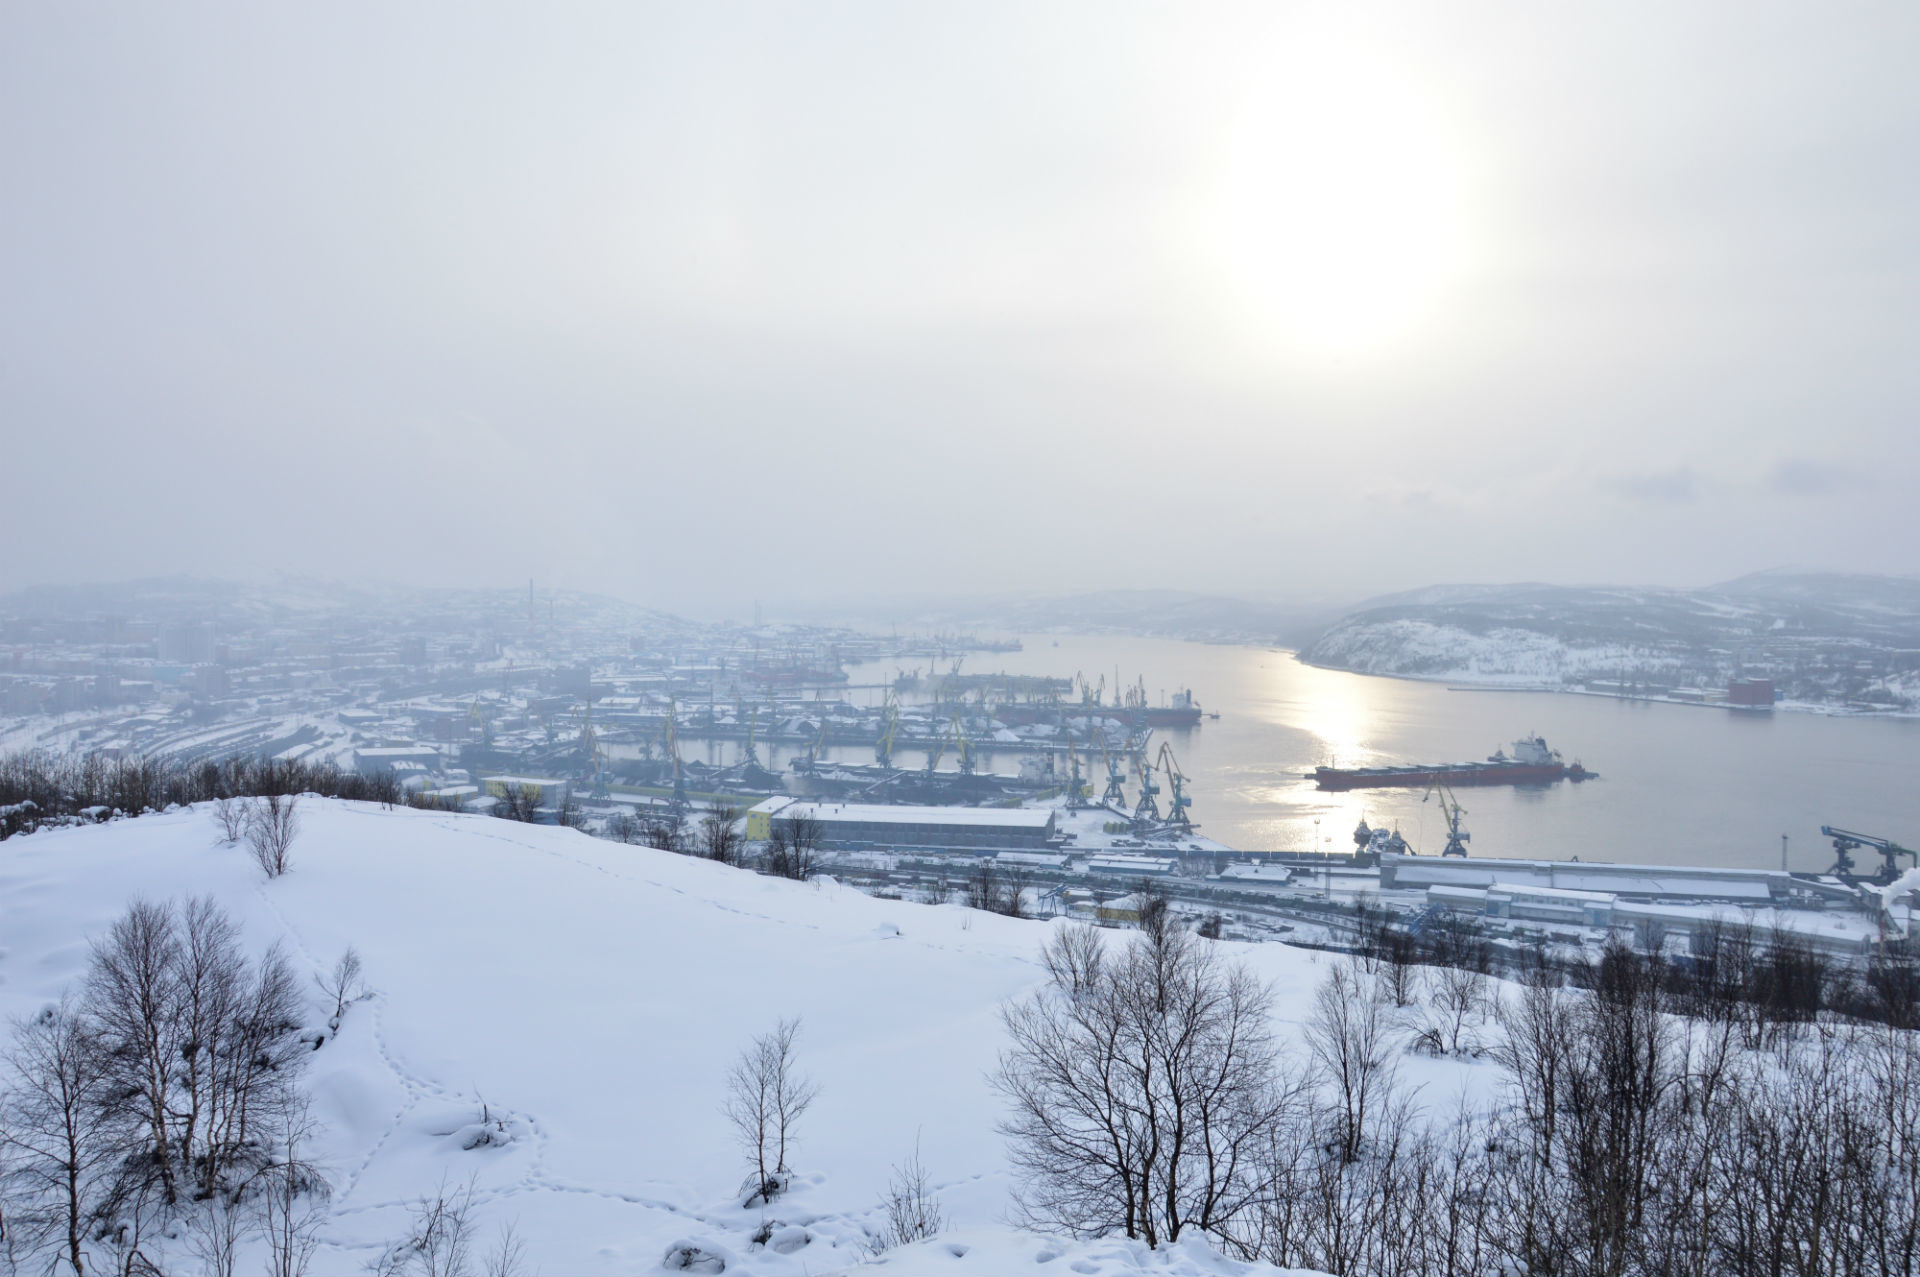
[0,802,1370,1275]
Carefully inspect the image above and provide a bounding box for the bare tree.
[604,810,643,845]
[724,1018,821,1205]
[1000,861,1031,919]
[765,814,821,881]
[1040,923,1105,999]
[994,922,1286,1249]
[557,792,588,831]
[315,946,365,1030]
[872,1137,945,1254]
[965,859,1001,913]
[245,794,301,878]
[177,893,248,1196]
[85,897,184,1204]
[1380,927,1422,1009]
[0,996,123,1276]
[1134,876,1173,941]
[1423,961,1488,1055]
[642,808,685,852]
[700,805,746,866]
[491,783,540,823]
[1304,959,1394,1165]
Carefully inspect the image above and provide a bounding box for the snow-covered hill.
[0,802,1351,1275]
[1300,572,1920,707]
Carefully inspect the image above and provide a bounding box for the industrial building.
[746,797,1057,850]
[353,744,443,776]
[1087,853,1177,877]
[1378,852,1852,907]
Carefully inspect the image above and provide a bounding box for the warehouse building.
[746,797,1057,851]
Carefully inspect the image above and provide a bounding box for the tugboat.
[1311,734,1595,792]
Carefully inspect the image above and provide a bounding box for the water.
[794,635,1920,871]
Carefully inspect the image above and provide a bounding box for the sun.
[1210,41,1473,357]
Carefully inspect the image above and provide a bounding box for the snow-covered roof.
[1487,882,1617,906]
[778,802,1055,831]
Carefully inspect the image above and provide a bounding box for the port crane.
[740,707,761,770]
[1156,742,1194,833]
[1098,737,1128,809]
[1420,776,1471,857]
[923,719,949,776]
[951,712,976,776]
[1820,825,1916,886]
[874,693,900,769]
[1131,744,1161,827]
[663,699,687,815]
[1060,732,1094,808]
[573,697,608,798]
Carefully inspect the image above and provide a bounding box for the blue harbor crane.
[1099,738,1128,809]
[1156,742,1194,834]
[1131,745,1161,827]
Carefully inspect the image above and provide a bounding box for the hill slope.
[0,802,1340,1275]
[1300,572,1920,707]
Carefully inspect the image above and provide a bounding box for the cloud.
[1603,466,1699,504]
[1768,457,1853,496]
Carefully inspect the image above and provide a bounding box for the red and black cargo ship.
[1311,734,1595,792]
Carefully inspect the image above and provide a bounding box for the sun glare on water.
[1211,40,1474,358]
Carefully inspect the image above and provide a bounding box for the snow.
[0,800,1349,1275]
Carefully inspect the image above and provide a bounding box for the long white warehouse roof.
[776,801,1055,830]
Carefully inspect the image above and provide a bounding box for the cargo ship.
[1142,688,1204,727]
[1310,734,1594,792]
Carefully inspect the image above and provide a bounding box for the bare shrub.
[186,1191,249,1277]
[316,946,366,1029]
[872,1137,945,1253]
[255,1097,328,1277]
[966,858,1030,917]
[484,1219,530,1277]
[724,1018,821,1205]
[642,808,686,852]
[245,794,301,878]
[213,796,248,844]
[375,1174,477,1277]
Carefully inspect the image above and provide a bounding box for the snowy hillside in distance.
[1300,572,1920,709]
[1301,617,1689,686]
[0,802,1347,1276]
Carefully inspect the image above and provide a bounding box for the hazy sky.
[4,3,1917,615]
